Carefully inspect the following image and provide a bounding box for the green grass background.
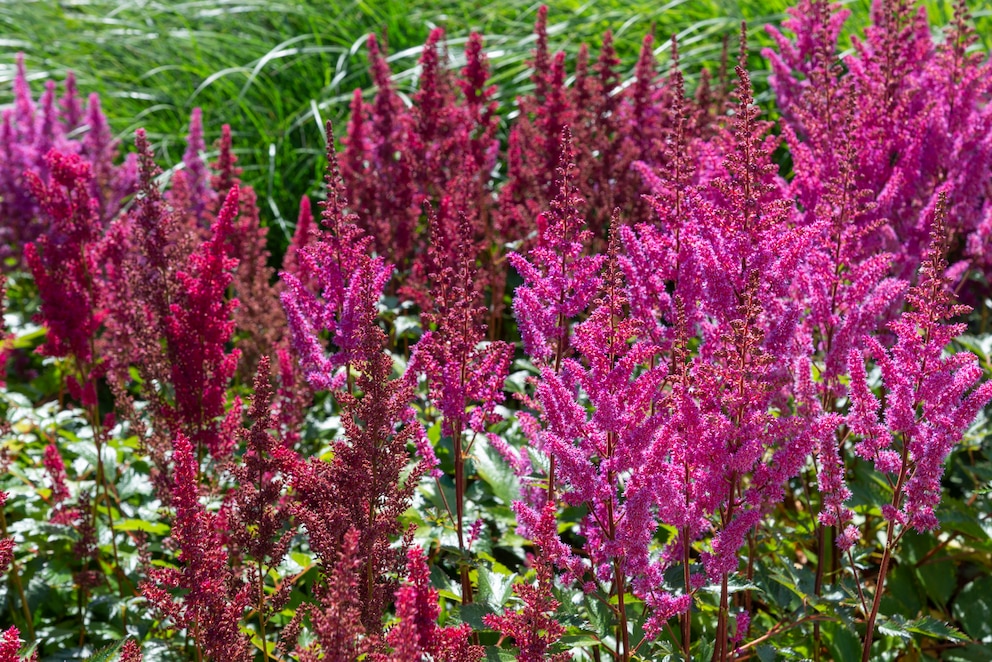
[1,0,988,248]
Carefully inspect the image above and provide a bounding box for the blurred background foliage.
[3,0,987,253]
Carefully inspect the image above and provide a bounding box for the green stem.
[0,508,34,640]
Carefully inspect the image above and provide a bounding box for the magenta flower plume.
[0,627,22,662]
[509,128,603,367]
[458,32,500,177]
[225,356,299,653]
[118,640,142,662]
[226,356,298,565]
[210,123,241,205]
[24,150,103,373]
[282,194,316,286]
[339,35,418,268]
[534,223,658,566]
[42,443,78,525]
[848,195,992,532]
[288,528,366,661]
[59,71,83,131]
[412,211,511,448]
[281,122,391,391]
[498,37,573,246]
[766,0,992,286]
[164,185,241,459]
[0,539,11,581]
[182,107,211,216]
[380,547,483,662]
[80,93,134,221]
[0,491,12,577]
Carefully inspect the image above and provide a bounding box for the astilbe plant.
[24,151,103,379]
[224,356,299,660]
[210,125,287,381]
[141,432,253,662]
[5,6,992,660]
[505,129,604,506]
[100,130,244,491]
[281,123,432,652]
[410,209,512,601]
[498,12,721,254]
[163,183,242,462]
[483,514,571,662]
[281,122,391,393]
[282,194,315,289]
[766,0,992,284]
[340,29,503,315]
[288,284,425,648]
[845,195,992,660]
[764,3,992,656]
[0,626,29,662]
[530,222,666,661]
[0,491,30,662]
[100,129,198,491]
[498,7,573,247]
[22,148,134,612]
[341,35,418,270]
[541,30,840,660]
[286,528,365,661]
[642,55,815,661]
[0,54,135,269]
[487,132,603,659]
[376,547,483,662]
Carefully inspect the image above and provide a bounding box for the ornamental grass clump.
[2,0,992,660]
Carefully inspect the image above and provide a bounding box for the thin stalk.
[82,369,130,623]
[454,420,473,604]
[257,454,270,662]
[257,566,269,661]
[860,520,901,662]
[844,545,869,615]
[861,433,912,662]
[715,573,730,662]
[812,522,827,662]
[614,560,630,662]
[454,305,474,606]
[682,525,692,662]
[0,508,34,639]
[737,614,826,652]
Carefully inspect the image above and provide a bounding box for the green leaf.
[12,326,46,349]
[953,575,992,641]
[877,613,968,645]
[82,636,129,662]
[903,532,956,608]
[460,602,491,630]
[879,617,914,641]
[823,621,860,662]
[473,436,520,505]
[504,370,530,394]
[943,644,992,661]
[485,647,518,662]
[584,594,611,638]
[477,566,515,610]
[430,564,461,602]
[694,637,715,662]
[115,518,169,535]
[757,645,777,662]
[904,616,969,642]
[939,500,990,540]
[393,314,421,340]
[559,634,602,648]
